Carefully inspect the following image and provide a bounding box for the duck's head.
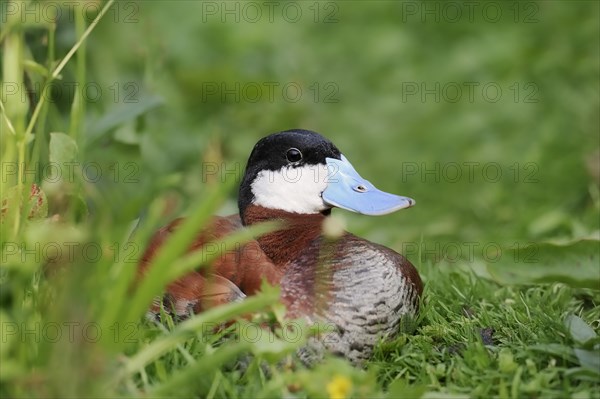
[238,129,415,223]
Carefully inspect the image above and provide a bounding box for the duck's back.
[281,234,422,364]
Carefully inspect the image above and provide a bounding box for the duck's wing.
[140,215,244,319]
[139,214,280,319]
[148,272,246,320]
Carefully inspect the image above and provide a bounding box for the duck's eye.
[286,148,303,163]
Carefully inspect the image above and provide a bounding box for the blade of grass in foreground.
[97,196,173,330]
[164,219,281,281]
[105,218,280,350]
[146,342,253,397]
[23,0,115,140]
[124,177,236,322]
[115,288,279,381]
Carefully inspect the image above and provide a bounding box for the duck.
[138,129,423,364]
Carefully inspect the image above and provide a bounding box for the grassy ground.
[1,1,599,398]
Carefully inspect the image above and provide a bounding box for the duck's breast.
[281,234,422,364]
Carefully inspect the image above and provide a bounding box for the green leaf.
[565,314,598,345]
[23,59,50,78]
[564,315,600,373]
[27,183,48,221]
[422,392,470,399]
[486,236,600,289]
[86,95,163,145]
[0,184,48,228]
[387,378,427,399]
[528,344,577,363]
[49,132,78,164]
[565,367,600,382]
[498,348,518,373]
[573,349,600,374]
[113,121,141,145]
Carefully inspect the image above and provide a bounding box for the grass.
[1,1,599,398]
[373,263,600,398]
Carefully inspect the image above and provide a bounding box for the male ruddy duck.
[139,129,422,364]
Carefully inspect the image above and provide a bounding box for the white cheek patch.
[251,163,331,214]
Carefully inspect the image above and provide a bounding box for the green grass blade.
[124,177,236,322]
[146,342,252,397]
[116,289,278,380]
[164,220,281,281]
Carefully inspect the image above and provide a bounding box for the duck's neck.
[242,205,325,266]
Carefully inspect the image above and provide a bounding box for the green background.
[50,1,599,252]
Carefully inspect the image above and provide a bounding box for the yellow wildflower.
[326,375,352,399]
